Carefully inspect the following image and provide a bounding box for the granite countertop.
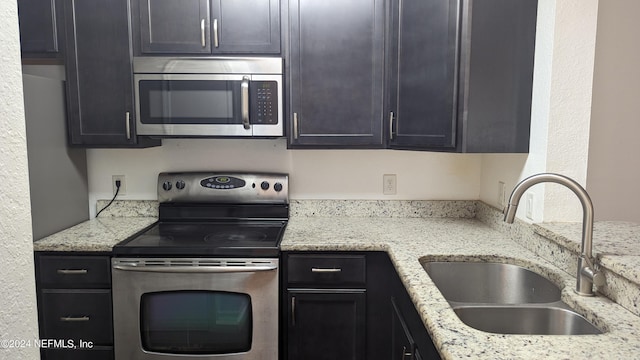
[32,200,640,359]
[33,217,157,252]
[281,215,640,359]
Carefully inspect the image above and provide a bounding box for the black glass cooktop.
[113,221,286,257]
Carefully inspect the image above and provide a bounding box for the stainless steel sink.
[454,306,602,335]
[422,261,603,335]
[422,261,561,304]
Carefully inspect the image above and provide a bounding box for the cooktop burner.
[114,221,286,257]
[113,172,289,258]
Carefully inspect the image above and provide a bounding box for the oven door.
[112,258,278,360]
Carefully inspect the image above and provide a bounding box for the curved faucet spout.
[502,173,604,296]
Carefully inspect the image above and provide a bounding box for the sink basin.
[422,260,604,335]
[422,261,561,304]
[454,306,602,335]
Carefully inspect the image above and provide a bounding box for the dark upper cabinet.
[62,0,159,147]
[457,0,538,153]
[212,0,280,53]
[287,0,385,148]
[388,0,538,152]
[17,0,63,58]
[387,0,460,150]
[137,0,280,54]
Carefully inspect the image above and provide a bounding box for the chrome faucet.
[503,173,605,296]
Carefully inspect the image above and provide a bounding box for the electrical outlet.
[497,181,506,207]
[383,174,397,195]
[112,175,126,196]
[526,193,534,220]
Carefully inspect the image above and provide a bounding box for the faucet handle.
[581,255,606,288]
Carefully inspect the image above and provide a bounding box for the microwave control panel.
[251,81,278,125]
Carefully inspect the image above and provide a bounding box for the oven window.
[139,80,242,124]
[140,291,252,354]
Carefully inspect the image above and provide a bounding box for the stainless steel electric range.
[111,172,288,360]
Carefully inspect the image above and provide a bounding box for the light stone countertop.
[32,200,640,359]
[281,215,640,360]
[33,217,157,252]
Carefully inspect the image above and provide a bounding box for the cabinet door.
[388,0,460,150]
[391,297,415,360]
[17,0,60,55]
[63,0,159,147]
[211,0,280,54]
[287,291,366,360]
[139,0,211,54]
[288,0,385,148]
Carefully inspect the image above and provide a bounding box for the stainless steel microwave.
[133,57,283,137]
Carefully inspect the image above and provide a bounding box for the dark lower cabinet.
[35,253,114,360]
[283,252,440,360]
[286,291,366,360]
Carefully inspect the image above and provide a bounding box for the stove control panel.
[158,172,289,204]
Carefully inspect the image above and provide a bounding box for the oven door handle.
[112,264,277,273]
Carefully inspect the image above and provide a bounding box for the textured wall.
[587,0,640,222]
[0,1,40,359]
[480,0,600,222]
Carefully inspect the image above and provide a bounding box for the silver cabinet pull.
[291,296,296,326]
[311,268,342,273]
[389,111,395,140]
[402,346,413,359]
[200,19,206,48]
[60,316,90,322]
[293,113,299,139]
[213,18,219,48]
[56,269,88,275]
[241,76,250,130]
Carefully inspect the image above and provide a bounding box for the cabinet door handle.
[125,111,131,140]
[201,19,207,48]
[241,76,250,130]
[56,269,88,275]
[60,316,90,322]
[213,18,219,48]
[293,113,299,139]
[311,268,342,273]
[291,296,296,326]
[402,346,413,359]
[389,111,395,140]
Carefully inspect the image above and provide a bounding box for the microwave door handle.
[241,76,250,130]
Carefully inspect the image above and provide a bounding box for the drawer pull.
[56,269,88,275]
[311,268,342,273]
[60,316,90,322]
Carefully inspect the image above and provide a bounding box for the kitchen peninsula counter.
[33,199,640,359]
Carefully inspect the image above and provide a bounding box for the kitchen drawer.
[40,290,113,345]
[38,255,111,288]
[41,347,113,360]
[287,254,366,287]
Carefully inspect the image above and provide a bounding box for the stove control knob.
[162,181,172,191]
[176,180,186,190]
[274,182,283,192]
[260,181,270,190]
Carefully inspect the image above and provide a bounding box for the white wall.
[480,0,600,223]
[0,1,40,358]
[586,0,640,222]
[87,139,482,216]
